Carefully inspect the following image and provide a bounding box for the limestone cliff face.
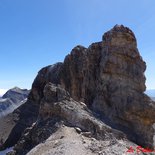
[3,25,155,154]
[60,25,154,147]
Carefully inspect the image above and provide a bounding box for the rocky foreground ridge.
[1,25,155,155]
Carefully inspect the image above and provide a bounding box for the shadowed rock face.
[1,64,63,150]
[3,25,155,154]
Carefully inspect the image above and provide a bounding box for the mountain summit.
[1,25,155,155]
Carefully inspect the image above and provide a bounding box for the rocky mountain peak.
[102,24,137,47]
[1,25,155,154]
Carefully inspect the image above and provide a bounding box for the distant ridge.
[0,87,30,118]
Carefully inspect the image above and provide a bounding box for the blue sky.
[0,0,155,92]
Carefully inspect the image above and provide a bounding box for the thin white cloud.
[0,89,8,97]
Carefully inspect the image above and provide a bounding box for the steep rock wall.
[3,25,155,150]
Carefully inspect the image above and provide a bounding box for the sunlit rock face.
[3,25,155,154]
[102,24,137,47]
[61,25,154,147]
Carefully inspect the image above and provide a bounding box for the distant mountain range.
[0,87,30,118]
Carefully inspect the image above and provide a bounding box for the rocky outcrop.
[61,25,155,148]
[3,25,155,154]
[0,64,63,150]
[28,63,63,104]
[1,96,39,150]
[8,83,142,155]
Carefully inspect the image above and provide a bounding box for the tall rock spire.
[3,25,155,153]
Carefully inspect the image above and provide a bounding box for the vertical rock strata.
[3,25,155,152]
[61,25,155,147]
